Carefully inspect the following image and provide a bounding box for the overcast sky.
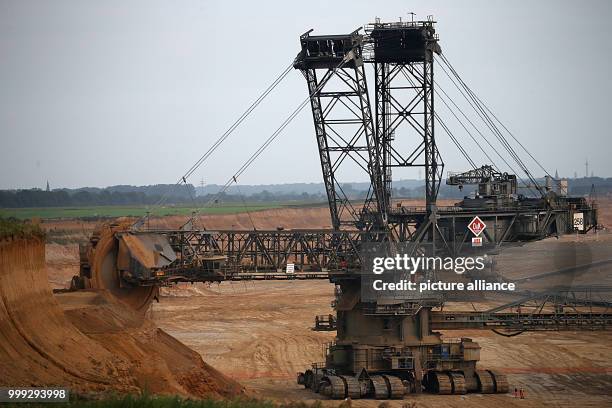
[1,0,611,189]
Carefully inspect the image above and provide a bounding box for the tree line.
[2,177,610,208]
[0,187,326,208]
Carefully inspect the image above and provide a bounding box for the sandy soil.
[152,281,336,381]
[46,242,80,289]
[0,237,244,399]
[150,278,612,407]
[29,200,612,405]
[150,203,612,407]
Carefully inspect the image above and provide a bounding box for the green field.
[0,202,308,220]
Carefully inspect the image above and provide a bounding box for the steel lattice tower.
[368,19,443,217]
[294,31,387,231]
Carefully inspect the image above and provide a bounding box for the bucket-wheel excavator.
[72,17,610,399]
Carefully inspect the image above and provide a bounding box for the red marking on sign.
[468,216,486,237]
[472,237,483,247]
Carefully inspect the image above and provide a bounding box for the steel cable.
[182,55,355,228]
[438,54,543,195]
[132,63,293,228]
[435,54,539,196]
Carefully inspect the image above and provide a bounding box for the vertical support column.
[369,21,444,243]
[304,68,341,230]
[298,57,384,230]
[423,50,441,215]
[375,62,392,217]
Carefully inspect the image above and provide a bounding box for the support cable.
[398,70,486,175]
[437,54,523,165]
[235,182,257,231]
[132,63,293,228]
[435,111,477,170]
[438,54,544,196]
[434,80,503,171]
[396,69,476,169]
[471,90,557,184]
[435,86,499,171]
[182,63,293,182]
[434,55,538,196]
[182,55,354,228]
[436,56,526,173]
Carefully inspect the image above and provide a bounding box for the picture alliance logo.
[372,254,487,275]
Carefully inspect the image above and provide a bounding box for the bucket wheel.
[86,224,158,313]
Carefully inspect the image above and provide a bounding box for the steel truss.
[295,32,386,231]
[163,229,361,273]
[431,286,612,331]
[374,61,443,214]
[147,206,563,281]
[316,286,612,332]
[366,21,444,220]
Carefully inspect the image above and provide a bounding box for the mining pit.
[3,199,611,406]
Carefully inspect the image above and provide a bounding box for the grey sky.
[1,0,611,189]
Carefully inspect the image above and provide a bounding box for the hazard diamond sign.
[468,216,486,237]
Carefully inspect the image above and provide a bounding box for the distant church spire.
[46,180,50,192]
[554,169,559,179]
